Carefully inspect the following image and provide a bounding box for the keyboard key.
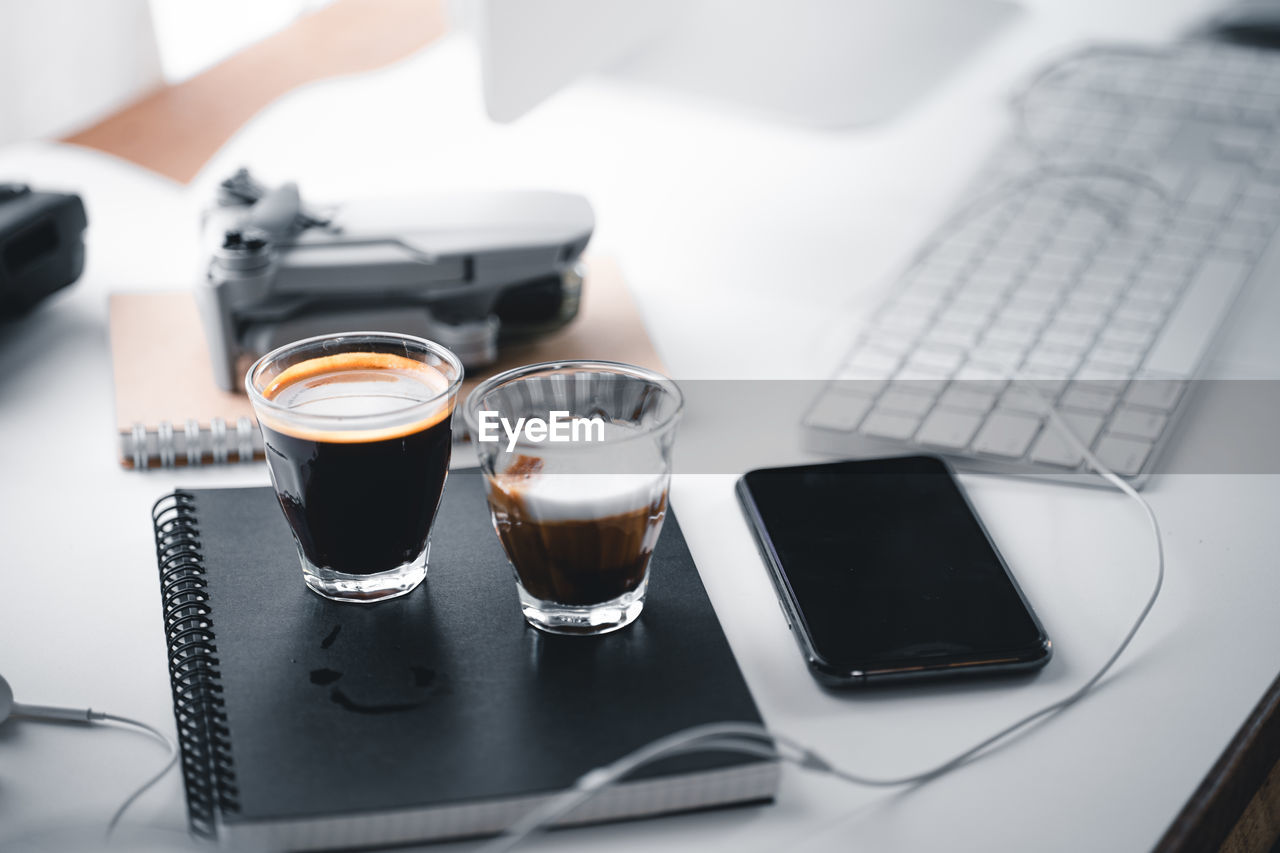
[903,265,959,293]
[1080,262,1131,287]
[965,272,1015,299]
[1001,301,1054,326]
[925,323,981,349]
[1215,227,1270,256]
[1069,288,1122,310]
[804,390,874,432]
[860,409,924,441]
[953,364,1010,392]
[1000,385,1053,414]
[1075,363,1132,387]
[969,344,1025,371]
[915,409,985,449]
[907,346,965,374]
[1029,411,1106,467]
[1237,190,1280,219]
[1151,246,1200,275]
[1060,383,1120,414]
[1088,345,1144,371]
[890,366,950,394]
[944,302,997,327]
[1098,324,1156,350]
[1127,279,1182,308]
[1114,302,1166,328]
[1094,434,1154,477]
[1056,303,1109,327]
[972,410,1043,458]
[984,322,1039,348]
[1013,370,1071,395]
[1032,253,1085,279]
[1022,271,1071,298]
[1149,157,1193,195]
[1024,346,1083,373]
[1108,406,1168,441]
[1214,127,1267,161]
[1042,324,1095,349]
[1119,294,1168,318]
[1157,233,1205,260]
[877,388,936,416]
[937,386,998,413]
[1184,167,1243,210]
[1124,379,1185,412]
[833,369,889,393]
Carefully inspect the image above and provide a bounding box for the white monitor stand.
[476,0,1021,128]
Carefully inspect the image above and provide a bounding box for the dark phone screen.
[742,456,1046,673]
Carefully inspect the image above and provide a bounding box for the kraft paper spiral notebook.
[150,471,778,850]
[111,257,664,469]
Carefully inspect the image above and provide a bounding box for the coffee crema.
[259,352,454,576]
[486,455,667,606]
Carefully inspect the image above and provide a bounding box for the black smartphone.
[736,455,1051,687]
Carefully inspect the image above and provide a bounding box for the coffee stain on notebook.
[310,622,447,713]
[310,668,342,686]
[320,625,341,649]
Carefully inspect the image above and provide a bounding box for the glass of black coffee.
[246,332,463,603]
[463,361,683,635]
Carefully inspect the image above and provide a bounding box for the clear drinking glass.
[463,361,683,635]
[246,332,463,603]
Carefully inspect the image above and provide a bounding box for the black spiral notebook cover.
[151,472,777,850]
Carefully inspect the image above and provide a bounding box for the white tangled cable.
[95,711,179,840]
[479,401,1165,853]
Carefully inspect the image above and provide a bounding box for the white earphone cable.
[92,712,180,839]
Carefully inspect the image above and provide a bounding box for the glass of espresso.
[246,332,463,603]
[463,361,683,635]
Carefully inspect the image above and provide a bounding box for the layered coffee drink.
[486,454,668,607]
[250,344,461,601]
[464,360,683,634]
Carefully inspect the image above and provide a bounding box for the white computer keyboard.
[804,42,1280,484]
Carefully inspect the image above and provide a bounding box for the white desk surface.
[3,1,1280,850]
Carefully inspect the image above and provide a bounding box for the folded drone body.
[199,170,594,390]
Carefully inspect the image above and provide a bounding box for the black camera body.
[0,184,87,317]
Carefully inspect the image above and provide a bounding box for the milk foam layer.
[497,473,666,523]
[491,424,667,522]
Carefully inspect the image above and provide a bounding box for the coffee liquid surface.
[487,455,667,605]
[260,353,454,575]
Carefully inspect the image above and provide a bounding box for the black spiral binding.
[152,491,239,839]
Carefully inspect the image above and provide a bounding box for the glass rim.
[462,359,684,441]
[245,331,465,428]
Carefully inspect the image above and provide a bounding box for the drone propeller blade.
[247,182,302,236]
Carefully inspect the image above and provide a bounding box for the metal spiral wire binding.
[151,491,239,839]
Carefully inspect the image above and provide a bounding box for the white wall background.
[0,0,161,145]
[0,0,333,146]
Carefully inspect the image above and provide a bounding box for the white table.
[3,1,1279,850]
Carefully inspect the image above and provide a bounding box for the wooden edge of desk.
[1155,672,1280,853]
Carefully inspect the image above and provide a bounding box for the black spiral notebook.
[150,472,777,850]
